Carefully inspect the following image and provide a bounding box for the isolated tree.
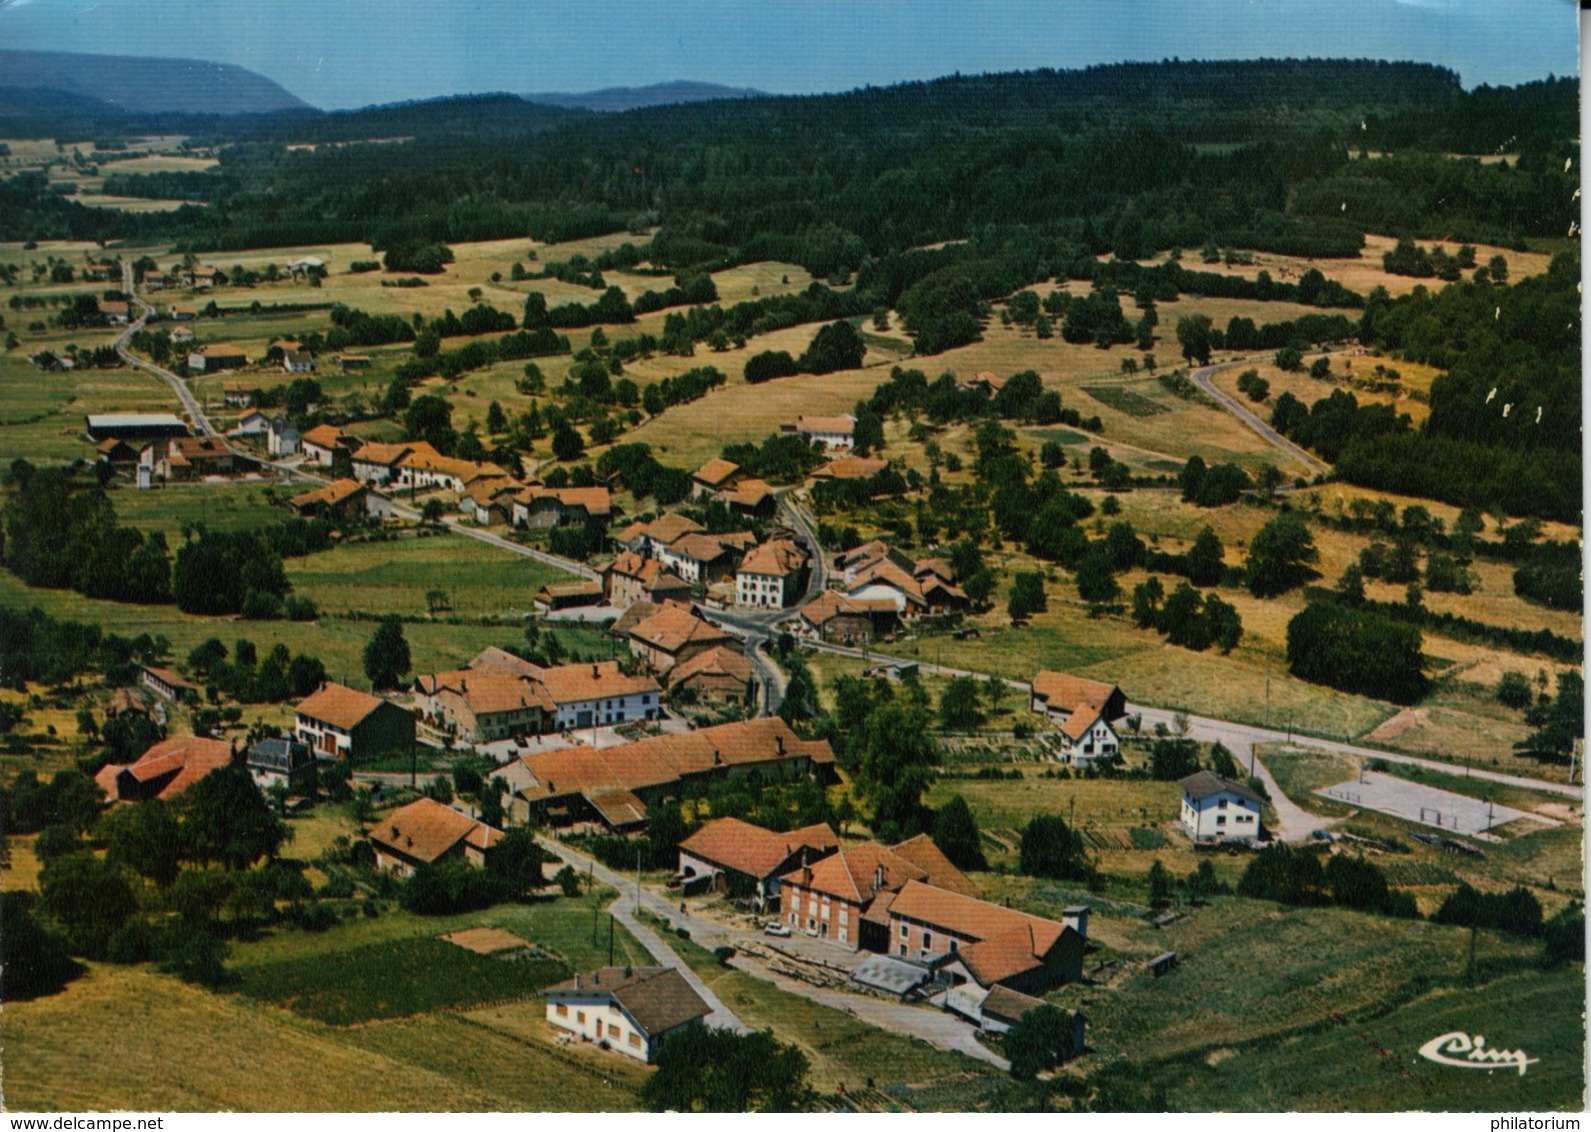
[1007,572,1048,623]
[1018,814,1089,881]
[1175,314,1213,366]
[363,615,411,691]
[938,675,986,731]
[642,1024,812,1112]
[932,795,987,872]
[1495,671,1533,710]
[1244,513,1319,597]
[551,420,585,462]
[1004,1004,1081,1080]
[1147,859,1173,909]
[1185,527,1226,586]
[1075,546,1120,603]
[37,853,138,958]
[181,766,288,870]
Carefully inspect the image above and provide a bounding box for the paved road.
[536,837,749,1033]
[1190,357,1329,478]
[119,267,218,436]
[796,637,1581,809]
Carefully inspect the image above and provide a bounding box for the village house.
[886,881,1088,995]
[1178,770,1264,844]
[778,836,979,951]
[301,424,362,468]
[231,409,272,438]
[843,556,968,619]
[281,348,316,374]
[539,661,663,731]
[666,645,755,707]
[155,435,236,481]
[397,447,509,494]
[338,353,372,371]
[347,441,413,484]
[181,265,222,289]
[623,603,736,674]
[244,735,316,794]
[461,478,521,526]
[368,796,505,877]
[413,652,663,745]
[602,552,694,609]
[1029,671,1128,765]
[289,478,369,520]
[223,383,262,409]
[690,457,743,500]
[99,299,131,325]
[795,590,898,644]
[294,681,415,760]
[614,513,705,557]
[659,530,755,585]
[782,414,857,451]
[94,737,235,803]
[735,538,810,609]
[187,344,249,373]
[95,438,141,468]
[944,983,1085,1053]
[169,326,196,344]
[143,270,170,291]
[677,817,838,906]
[509,485,613,529]
[169,303,199,321]
[142,664,198,704]
[722,477,777,518]
[493,717,835,832]
[543,967,711,1064]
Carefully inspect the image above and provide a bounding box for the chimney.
[1062,905,1090,942]
[593,970,601,984]
[713,749,722,766]
[874,863,885,893]
[592,663,600,678]
[574,973,580,989]
[623,965,632,978]
[776,735,785,756]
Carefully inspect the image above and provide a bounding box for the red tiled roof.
[889,833,983,897]
[667,645,753,688]
[679,817,837,879]
[617,513,704,546]
[535,661,660,707]
[691,458,741,488]
[296,682,390,730]
[369,797,504,864]
[887,880,1071,985]
[739,538,807,578]
[1030,671,1121,715]
[99,736,233,802]
[627,605,734,655]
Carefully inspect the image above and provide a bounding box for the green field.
[1080,385,1174,417]
[236,935,568,1025]
[0,352,180,462]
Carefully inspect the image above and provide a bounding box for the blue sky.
[0,0,1576,109]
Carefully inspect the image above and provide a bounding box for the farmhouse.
[169,304,199,320]
[294,681,415,760]
[1178,770,1264,844]
[397,447,509,493]
[281,348,316,374]
[812,454,890,482]
[94,737,234,803]
[624,603,736,673]
[602,552,694,609]
[677,817,837,906]
[223,384,261,409]
[461,478,520,526]
[782,414,856,451]
[153,435,235,481]
[690,457,742,499]
[347,441,414,484]
[543,967,711,1064]
[539,662,663,731]
[289,478,369,519]
[169,326,196,344]
[735,538,809,609]
[142,664,198,704]
[887,881,1087,994]
[778,836,978,951]
[187,344,248,373]
[1030,671,1127,764]
[796,590,898,644]
[301,424,362,468]
[509,485,613,529]
[844,558,967,618]
[245,736,316,793]
[659,530,754,584]
[945,983,1085,1050]
[666,645,755,706]
[99,300,131,325]
[722,477,777,518]
[95,438,141,467]
[413,658,662,744]
[368,796,504,877]
[231,410,272,439]
[494,717,835,832]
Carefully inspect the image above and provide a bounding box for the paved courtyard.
[1316,770,1534,836]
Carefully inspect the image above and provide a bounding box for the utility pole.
[635,845,643,914]
[607,914,615,965]
[1264,675,1270,730]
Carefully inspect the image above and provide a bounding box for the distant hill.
[522,81,765,113]
[0,49,312,116]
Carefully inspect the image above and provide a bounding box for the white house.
[233,409,272,437]
[784,414,856,451]
[735,539,809,609]
[543,967,711,1064]
[1178,770,1264,843]
[267,417,300,457]
[539,662,662,731]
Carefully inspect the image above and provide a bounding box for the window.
[577,1011,586,1024]
[900,923,908,938]
[629,1033,642,1048]
[922,931,932,948]
[556,1004,568,1017]
[839,928,848,943]
[898,944,907,957]
[949,939,958,953]
[1218,798,1228,808]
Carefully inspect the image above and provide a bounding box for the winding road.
[1190,357,1329,478]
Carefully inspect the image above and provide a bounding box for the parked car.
[763,923,791,937]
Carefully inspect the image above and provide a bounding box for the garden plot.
[1316,770,1537,836]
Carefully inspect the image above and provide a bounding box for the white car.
[763,923,792,938]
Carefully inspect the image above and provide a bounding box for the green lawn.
[0,350,181,462]
[113,480,291,539]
